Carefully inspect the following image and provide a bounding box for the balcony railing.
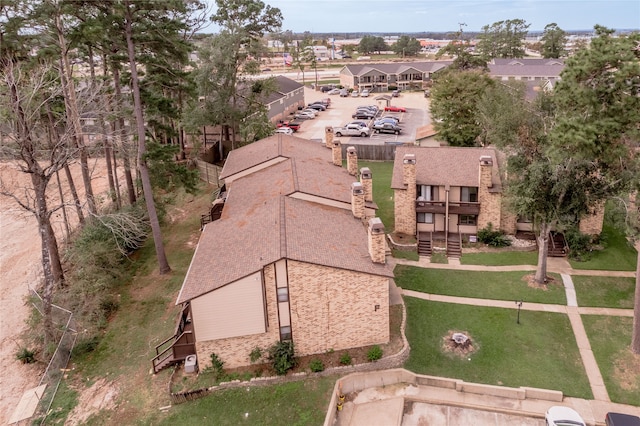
[415,200,480,215]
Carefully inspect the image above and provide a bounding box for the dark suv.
[372,123,402,135]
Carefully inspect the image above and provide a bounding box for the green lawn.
[582,315,640,405]
[572,275,636,308]
[395,265,567,305]
[569,223,638,271]
[403,298,592,399]
[461,251,538,266]
[358,161,394,231]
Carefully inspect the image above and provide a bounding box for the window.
[461,187,478,202]
[280,326,291,340]
[459,215,477,225]
[418,185,438,201]
[417,212,433,223]
[277,287,289,303]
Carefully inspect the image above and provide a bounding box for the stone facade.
[195,264,280,369]
[347,146,358,176]
[394,154,417,235]
[579,201,605,236]
[286,260,389,356]
[360,167,373,202]
[351,182,365,219]
[368,218,386,264]
[477,156,502,231]
[332,141,342,166]
[325,126,334,149]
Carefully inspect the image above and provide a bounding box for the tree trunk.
[534,221,550,284]
[62,161,85,225]
[111,64,137,205]
[632,241,640,354]
[124,0,171,274]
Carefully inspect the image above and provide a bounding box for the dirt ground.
[0,159,119,424]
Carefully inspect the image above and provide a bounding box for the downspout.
[445,185,450,249]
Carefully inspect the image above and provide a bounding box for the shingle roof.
[391,146,501,190]
[488,64,564,78]
[177,137,392,303]
[342,61,452,76]
[491,58,564,66]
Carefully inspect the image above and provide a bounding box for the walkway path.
[392,255,637,403]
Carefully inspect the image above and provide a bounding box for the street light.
[515,300,523,324]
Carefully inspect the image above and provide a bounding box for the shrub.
[367,345,383,362]
[477,223,511,247]
[565,228,594,261]
[339,352,352,366]
[207,352,225,379]
[16,347,36,364]
[267,340,297,375]
[309,359,324,372]
[249,346,263,364]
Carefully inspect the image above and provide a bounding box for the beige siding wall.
[195,265,280,369]
[287,261,389,356]
[191,272,266,341]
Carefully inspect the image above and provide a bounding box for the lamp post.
[515,300,523,324]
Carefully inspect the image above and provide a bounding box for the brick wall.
[579,201,605,236]
[394,155,417,235]
[477,158,502,231]
[195,264,280,369]
[287,261,389,356]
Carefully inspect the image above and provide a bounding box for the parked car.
[261,68,271,72]
[351,90,359,97]
[328,88,341,95]
[360,89,370,97]
[372,123,402,135]
[348,121,368,128]
[384,105,407,112]
[333,124,370,137]
[357,105,378,112]
[374,117,400,126]
[276,120,301,132]
[545,406,585,426]
[301,108,317,116]
[340,89,349,97]
[275,127,293,135]
[391,89,400,97]
[352,110,376,119]
[294,111,316,120]
[307,103,326,111]
[606,413,640,426]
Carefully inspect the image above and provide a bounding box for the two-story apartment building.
[339,61,452,92]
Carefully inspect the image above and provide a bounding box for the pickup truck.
[333,124,370,137]
[372,122,402,135]
[276,120,301,132]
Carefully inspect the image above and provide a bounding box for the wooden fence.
[195,160,222,187]
[339,142,414,161]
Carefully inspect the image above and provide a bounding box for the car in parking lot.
[606,412,640,426]
[340,89,349,97]
[374,117,400,126]
[351,90,359,97]
[357,105,378,112]
[372,122,402,135]
[392,89,400,97]
[360,89,370,97]
[352,110,376,119]
[348,121,369,128]
[328,88,341,95]
[275,127,293,134]
[294,111,316,120]
[384,105,407,112]
[307,103,326,111]
[545,406,585,426]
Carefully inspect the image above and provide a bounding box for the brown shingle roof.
[177,138,392,303]
[391,146,501,190]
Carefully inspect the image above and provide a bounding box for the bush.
[477,223,511,247]
[339,352,352,366]
[309,359,324,372]
[249,346,262,364]
[16,347,36,364]
[208,352,225,379]
[367,345,383,362]
[565,228,594,261]
[267,340,297,375]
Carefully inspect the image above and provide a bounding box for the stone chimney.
[394,153,417,236]
[332,140,342,166]
[360,167,373,202]
[346,146,358,176]
[325,126,334,149]
[477,155,499,231]
[368,217,386,264]
[351,182,365,219]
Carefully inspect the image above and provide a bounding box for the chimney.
[479,155,493,189]
[325,126,334,149]
[360,167,373,202]
[351,182,365,219]
[332,140,342,166]
[403,154,417,200]
[368,217,386,264]
[346,146,358,176]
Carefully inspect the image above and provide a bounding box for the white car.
[294,111,315,120]
[351,90,359,97]
[360,89,370,97]
[545,406,586,426]
[275,127,293,135]
[328,88,341,95]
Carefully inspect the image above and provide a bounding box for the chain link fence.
[28,286,77,425]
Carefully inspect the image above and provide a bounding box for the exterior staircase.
[151,303,196,374]
[548,232,568,257]
[446,234,462,258]
[417,232,432,256]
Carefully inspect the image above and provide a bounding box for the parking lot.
[291,87,432,144]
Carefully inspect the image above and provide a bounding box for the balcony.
[415,200,480,215]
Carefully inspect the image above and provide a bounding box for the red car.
[276,120,301,132]
[384,105,407,112]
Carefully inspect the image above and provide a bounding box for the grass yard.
[572,275,636,308]
[358,161,394,231]
[569,223,638,271]
[403,298,592,399]
[143,376,337,426]
[582,315,640,405]
[461,251,538,266]
[395,265,566,305]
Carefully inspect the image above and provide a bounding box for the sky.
[205,0,640,34]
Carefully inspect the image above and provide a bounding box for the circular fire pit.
[442,330,477,357]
